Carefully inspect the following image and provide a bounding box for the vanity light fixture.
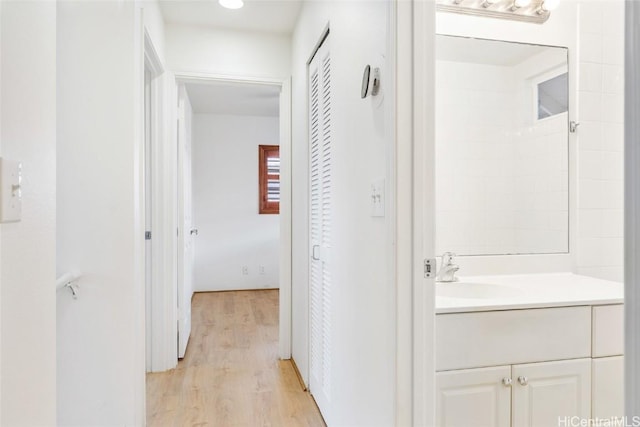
[511,0,532,11]
[219,0,244,9]
[537,0,559,13]
[437,0,559,24]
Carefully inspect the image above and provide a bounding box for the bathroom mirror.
[435,35,569,256]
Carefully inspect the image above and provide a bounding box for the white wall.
[291,1,395,425]
[166,24,291,79]
[192,113,280,291]
[0,2,57,425]
[56,1,153,424]
[575,0,624,282]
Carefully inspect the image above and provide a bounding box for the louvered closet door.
[309,34,332,417]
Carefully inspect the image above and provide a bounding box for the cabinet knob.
[517,376,528,386]
[502,377,512,387]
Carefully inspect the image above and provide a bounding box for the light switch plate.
[371,178,385,217]
[0,158,22,223]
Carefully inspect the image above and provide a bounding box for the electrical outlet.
[242,266,249,275]
[259,265,265,275]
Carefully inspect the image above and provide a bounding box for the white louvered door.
[309,34,332,417]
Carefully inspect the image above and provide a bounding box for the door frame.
[624,1,640,417]
[394,1,437,425]
[143,29,179,373]
[173,71,294,360]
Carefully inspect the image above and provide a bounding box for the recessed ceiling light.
[219,0,244,9]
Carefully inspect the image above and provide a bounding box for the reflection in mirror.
[435,35,569,256]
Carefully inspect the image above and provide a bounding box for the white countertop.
[436,273,624,314]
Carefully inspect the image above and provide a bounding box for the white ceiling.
[184,81,280,116]
[436,35,562,66]
[159,0,302,34]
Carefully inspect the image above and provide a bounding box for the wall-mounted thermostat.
[0,158,22,223]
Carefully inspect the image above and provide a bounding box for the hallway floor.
[146,290,325,426]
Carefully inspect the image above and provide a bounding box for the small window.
[259,145,280,214]
[537,72,568,120]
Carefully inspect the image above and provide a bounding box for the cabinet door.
[512,358,591,427]
[436,366,511,427]
[592,356,624,419]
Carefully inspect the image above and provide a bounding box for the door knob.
[517,376,528,386]
[502,377,512,387]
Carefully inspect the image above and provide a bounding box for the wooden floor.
[146,290,326,427]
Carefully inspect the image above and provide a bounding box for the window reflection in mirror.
[435,35,569,256]
[538,72,568,120]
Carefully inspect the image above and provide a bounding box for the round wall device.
[361,65,371,99]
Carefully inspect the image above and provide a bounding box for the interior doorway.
[174,73,293,361]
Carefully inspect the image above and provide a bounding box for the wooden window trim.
[259,145,280,214]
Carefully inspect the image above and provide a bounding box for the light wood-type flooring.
[146,290,326,427]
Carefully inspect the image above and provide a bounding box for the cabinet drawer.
[592,305,624,357]
[436,307,591,371]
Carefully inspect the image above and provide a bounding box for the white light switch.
[0,158,22,223]
[371,178,385,217]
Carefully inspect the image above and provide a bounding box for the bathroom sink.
[436,282,522,299]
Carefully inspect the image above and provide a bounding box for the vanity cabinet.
[436,359,590,427]
[591,304,624,419]
[511,359,591,426]
[592,356,624,419]
[436,304,623,426]
[436,366,511,427]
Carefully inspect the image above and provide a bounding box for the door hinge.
[145,231,152,240]
[424,258,436,278]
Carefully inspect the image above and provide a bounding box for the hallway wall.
[56,1,159,424]
[165,24,291,80]
[0,2,57,425]
[192,113,280,291]
[290,1,396,425]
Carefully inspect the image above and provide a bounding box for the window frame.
[258,144,280,214]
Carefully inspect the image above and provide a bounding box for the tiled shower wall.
[576,0,624,282]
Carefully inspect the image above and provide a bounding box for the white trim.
[174,71,283,86]
[625,0,640,417]
[413,0,436,425]
[174,72,294,362]
[144,28,178,373]
[134,8,146,426]
[395,0,414,424]
[279,77,293,359]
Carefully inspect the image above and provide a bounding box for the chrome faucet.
[436,252,459,282]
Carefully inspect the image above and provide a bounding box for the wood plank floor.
[146,290,326,427]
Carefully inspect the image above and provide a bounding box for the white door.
[177,85,194,359]
[512,358,591,427]
[436,366,512,427]
[308,34,332,417]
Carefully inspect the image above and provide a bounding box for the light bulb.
[514,0,532,7]
[542,0,560,11]
[219,0,244,9]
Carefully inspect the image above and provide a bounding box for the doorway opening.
[174,74,293,362]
